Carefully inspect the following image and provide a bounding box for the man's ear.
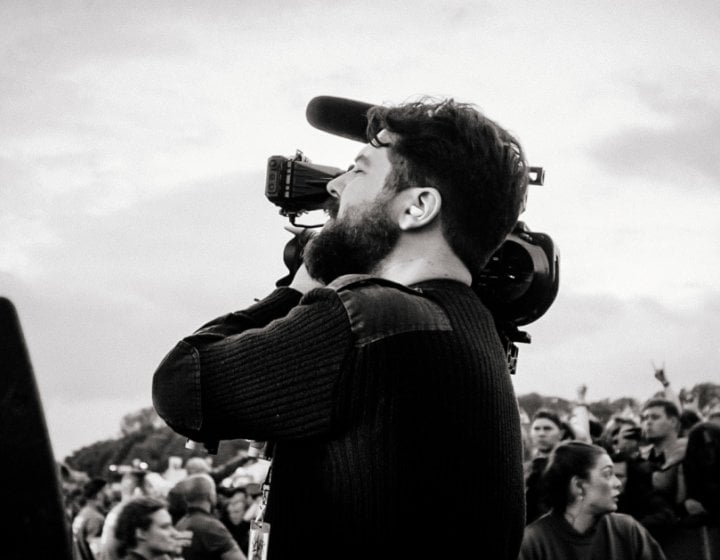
[135,527,147,543]
[671,416,681,433]
[398,188,441,230]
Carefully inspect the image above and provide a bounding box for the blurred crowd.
[59,367,720,559]
[520,368,720,559]
[61,450,269,559]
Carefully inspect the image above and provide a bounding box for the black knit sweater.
[153,276,525,559]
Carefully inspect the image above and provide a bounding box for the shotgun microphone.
[305,96,375,143]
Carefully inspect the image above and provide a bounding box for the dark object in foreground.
[0,297,73,559]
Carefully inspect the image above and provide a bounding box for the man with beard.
[634,398,688,548]
[153,98,529,560]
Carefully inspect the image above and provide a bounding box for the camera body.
[265,151,559,369]
[266,151,344,218]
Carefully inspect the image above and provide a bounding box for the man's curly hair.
[366,98,528,275]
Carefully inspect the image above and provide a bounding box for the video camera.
[264,97,559,375]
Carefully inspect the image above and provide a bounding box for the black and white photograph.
[2,2,718,559]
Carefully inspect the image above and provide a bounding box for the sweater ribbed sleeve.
[153,286,353,442]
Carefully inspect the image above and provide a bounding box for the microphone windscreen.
[306,96,376,143]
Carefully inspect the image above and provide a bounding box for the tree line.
[64,383,720,478]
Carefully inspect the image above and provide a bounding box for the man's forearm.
[152,286,352,443]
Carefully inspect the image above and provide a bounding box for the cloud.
[0,3,195,142]
[44,395,152,459]
[0,214,61,277]
[7,171,291,401]
[512,289,720,401]
[589,73,720,188]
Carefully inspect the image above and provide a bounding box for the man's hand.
[170,529,193,556]
[281,225,325,293]
[576,384,587,403]
[277,225,324,292]
[652,362,668,386]
[680,388,700,410]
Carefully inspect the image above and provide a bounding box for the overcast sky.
[2,1,719,459]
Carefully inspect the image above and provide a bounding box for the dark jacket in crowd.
[519,511,666,560]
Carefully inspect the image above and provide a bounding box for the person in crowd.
[567,385,595,445]
[602,419,678,554]
[239,483,264,530]
[652,364,683,413]
[530,410,570,459]
[683,421,720,521]
[640,399,687,510]
[153,97,530,559]
[113,497,190,560]
[634,398,688,552]
[679,409,702,438]
[186,458,212,476]
[61,463,88,526]
[99,470,164,560]
[167,458,213,524]
[218,488,250,556]
[587,418,605,445]
[168,455,255,524]
[610,451,631,495]
[519,441,666,559]
[519,404,533,462]
[660,421,720,560]
[610,449,673,533]
[707,404,720,426]
[72,477,110,560]
[679,421,720,560]
[654,365,710,440]
[525,409,569,523]
[163,457,187,486]
[175,474,245,560]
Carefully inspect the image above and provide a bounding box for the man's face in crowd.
[304,129,401,284]
[99,486,113,511]
[138,508,179,557]
[641,406,677,444]
[611,459,628,492]
[227,492,248,524]
[530,418,563,454]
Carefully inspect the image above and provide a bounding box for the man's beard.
[304,194,400,285]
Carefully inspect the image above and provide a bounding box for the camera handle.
[276,229,315,287]
[496,323,531,376]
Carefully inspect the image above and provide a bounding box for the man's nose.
[327,172,347,198]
